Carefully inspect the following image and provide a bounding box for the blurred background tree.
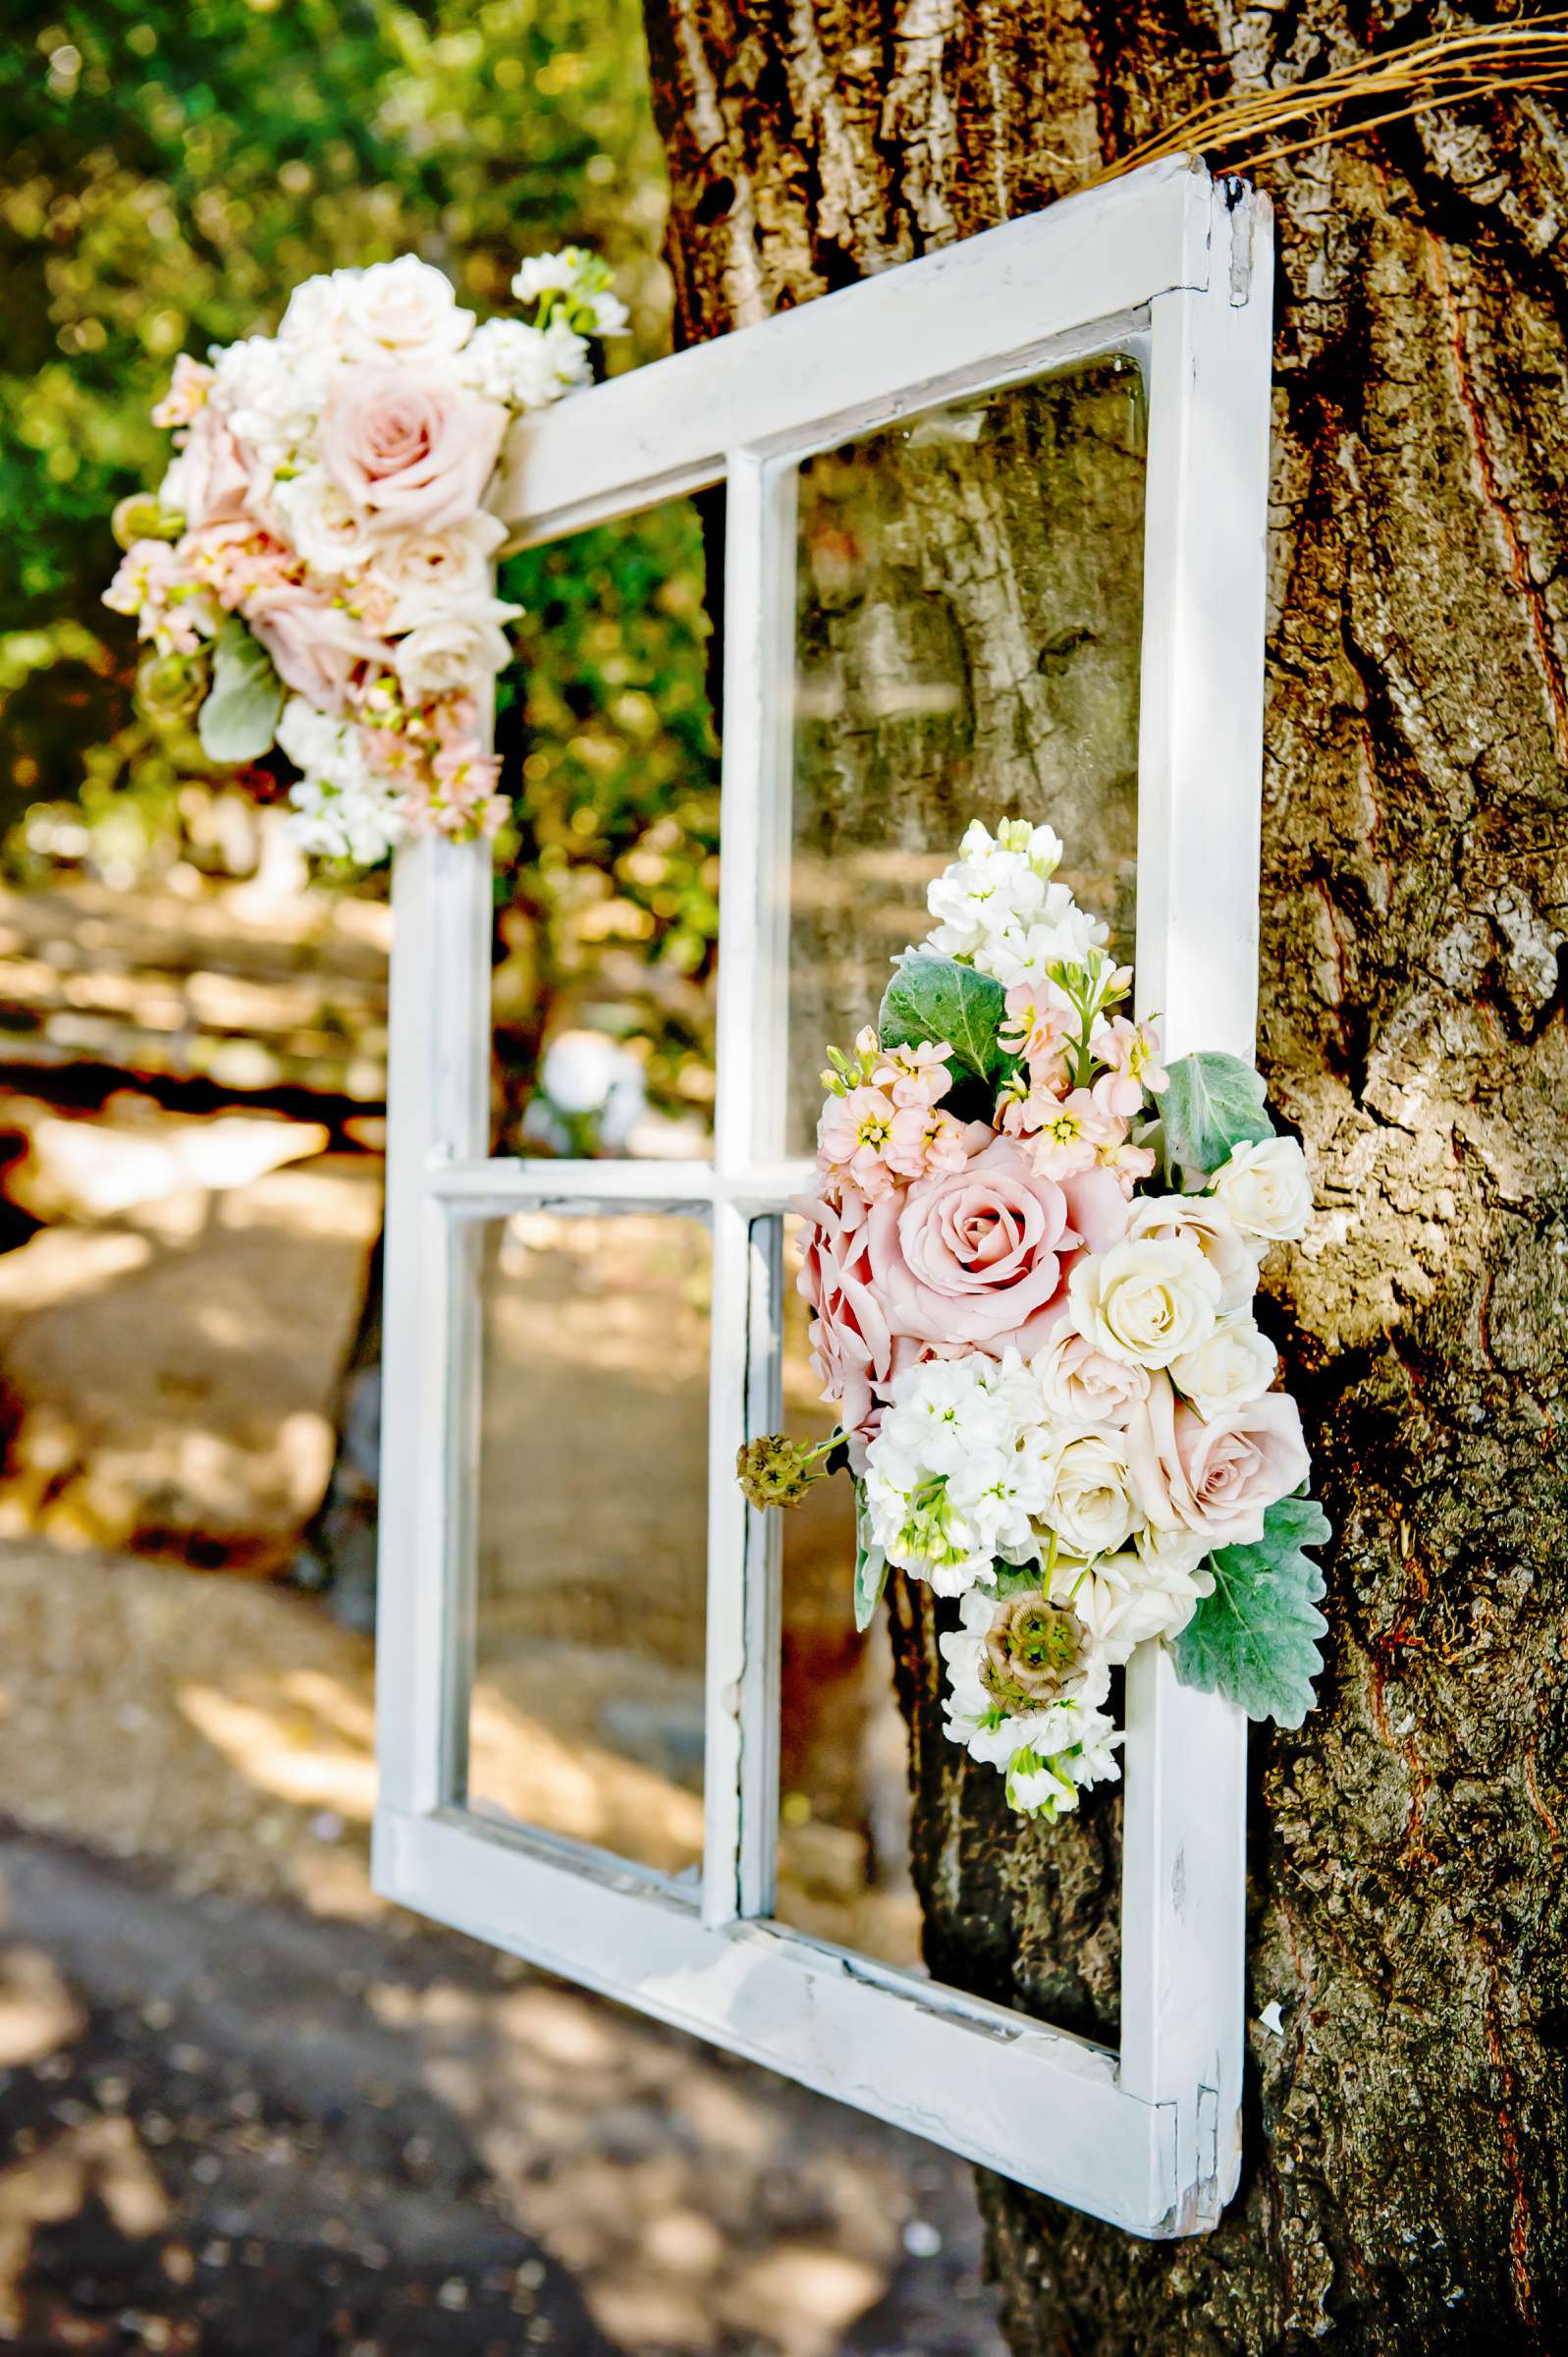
[1,0,719,1141]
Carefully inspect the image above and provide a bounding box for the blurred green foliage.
[0,0,721,1132]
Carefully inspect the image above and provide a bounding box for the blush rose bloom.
[321,368,509,538]
[1032,1313,1151,1429]
[166,406,252,531]
[246,582,385,713]
[796,1189,917,1467]
[865,1133,1078,1355]
[1127,1373,1310,1550]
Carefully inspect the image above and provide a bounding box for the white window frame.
[372,155,1273,2239]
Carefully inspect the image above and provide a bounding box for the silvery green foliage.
[197,616,284,761]
[1156,1049,1273,1185]
[1173,1495,1330,1728]
[879,953,1008,1087]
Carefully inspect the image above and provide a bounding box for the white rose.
[1126,1193,1258,1313]
[1170,1313,1277,1420]
[269,468,378,576]
[1133,1518,1214,1585]
[362,512,507,631]
[1211,1136,1313,1243]
[1068,1236,1221,1370]
[339,256,475,364]
[276,268,362,354]
[392,594,521,701]
[1040,1429,1140,1559]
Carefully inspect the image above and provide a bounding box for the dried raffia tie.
[1083,11,1568,185]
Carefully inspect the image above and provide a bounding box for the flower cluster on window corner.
[739,819,1329,1822]
[105,249,624,863]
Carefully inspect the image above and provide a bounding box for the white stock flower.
[923,817,1108,987]
[512,250,585,301]
[362,512,507,632]
[286,774,407,864]
[1068,1235,1221,1370]
[1170,1313,1277,1421]
[1125,1193,1258,1314]
[339,256,475,363]
[1039,1428,1140,1559]
[391,593,521,702]
[1211,1135,1314,1244]
[210,334,333,471]
[864,1354,1051,1596]
[277,701,406,864]
[1004,1719,1122,1820]
[459,317,590,408]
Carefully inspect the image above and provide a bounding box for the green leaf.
[1173,1495,1331,1728]
[878,954,1008,1086]
[853,1481,889,1633]
[197,616,284,764]
[1156,1051,1272,1185]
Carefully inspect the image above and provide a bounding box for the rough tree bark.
[641,6,1568,2349]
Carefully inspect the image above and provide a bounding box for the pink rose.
[1033,1312,1151,1428]
[867,1133,1076,1355]
[796,1189,918,1467]
[1127,1374,1310,1551]
[169,406,252,531]
[320,366,508,537]
[246,580,385,713]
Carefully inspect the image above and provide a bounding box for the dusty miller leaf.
[1173,1494,1331,1728]
[853,1481,888,1632]
[878,954,1007,1086]
[197,616,284,763]
[1155,1051,1272,1185]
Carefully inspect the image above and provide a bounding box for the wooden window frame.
[371,155,1273,2238]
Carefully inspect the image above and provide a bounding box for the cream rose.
[1169,1313,1277,1420]
[321,367,508,537]
[392,594,520,702]
[1068,1235,1220,1370]
[365,513,508,632]
[339,256,475,363]
[269,469,378,576]
[1040,1428,1140,1559]
[1125,1192,1257,1313]
[1127,1374,1310,1550]
[1211,1136,1313,1244]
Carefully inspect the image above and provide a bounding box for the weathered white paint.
[373,156,1275,2238]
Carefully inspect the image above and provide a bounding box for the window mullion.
[701,451,797,1924]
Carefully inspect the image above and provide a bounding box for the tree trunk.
[640,6,1568,2348]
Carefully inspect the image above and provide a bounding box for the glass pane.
[785,356,1146,1151]
[773,1217,924,1970]
[465,1210,709,1880]
[491,494,722,1159]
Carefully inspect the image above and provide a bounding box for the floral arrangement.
[104,248,624,862]
[739,818,1328,1822]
